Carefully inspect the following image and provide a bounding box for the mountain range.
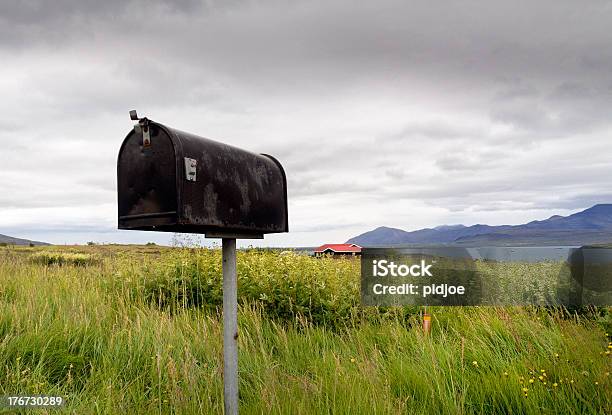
[0,233,49,246]
[347,204,612,247]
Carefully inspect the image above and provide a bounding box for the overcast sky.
[1,0,611,247]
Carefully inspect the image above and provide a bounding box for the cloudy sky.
[1,0,611,247]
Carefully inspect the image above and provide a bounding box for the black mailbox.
[117,114,288,237]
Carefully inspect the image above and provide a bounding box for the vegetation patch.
[0,246,609,414]
[30,252,100,267]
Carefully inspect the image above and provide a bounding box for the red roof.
[314,243,362,253]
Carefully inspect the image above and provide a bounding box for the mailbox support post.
[222,238,238,415]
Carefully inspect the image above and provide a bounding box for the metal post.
[222,238,238,415]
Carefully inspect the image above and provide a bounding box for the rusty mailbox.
[117,112,288,237]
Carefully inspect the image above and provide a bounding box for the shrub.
[139,249,370,328]
[30,252,100,267]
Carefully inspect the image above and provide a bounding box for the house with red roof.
[314,243,362,256]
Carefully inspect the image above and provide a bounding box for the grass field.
[0,245,610,414]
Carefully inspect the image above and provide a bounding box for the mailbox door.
[117,125,179,229]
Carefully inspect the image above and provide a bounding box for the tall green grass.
[0,246,609,414]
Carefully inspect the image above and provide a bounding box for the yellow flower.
[350,358,356,363]
[543,381,547,385]
[554,353,559,358]
[541,369,546,373]
[529,379,535,384]
[595,381,599,385]
[522,387,528,392]
[472,361,478,366]
[553,383,558,387]
[539,376,544,381]
[504,372,509,377]
[570,380,574,384]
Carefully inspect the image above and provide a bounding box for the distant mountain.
[347,204,612,247]
[0,233,49,246]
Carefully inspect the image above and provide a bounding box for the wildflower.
[522,387,528,392]
[553,383,558,387]
[606,351,610,355]
[543,381,547,385]
[350,358,356,363]
[570,380,574,384]
[539,376,544,381]
[472,361,478,367]
[529,379,535,384]
[605,372,610,377]
[504,372,509,377]
[554,353,559,358]
[540,369,546,373]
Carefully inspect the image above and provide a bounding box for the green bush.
[138,249,602,328]
[139,249,380,327]
[30,252,100,267]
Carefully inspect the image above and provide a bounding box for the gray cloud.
[1,0,612,246]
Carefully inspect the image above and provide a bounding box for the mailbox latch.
[130,110,151,147]
[185,157,197,182]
